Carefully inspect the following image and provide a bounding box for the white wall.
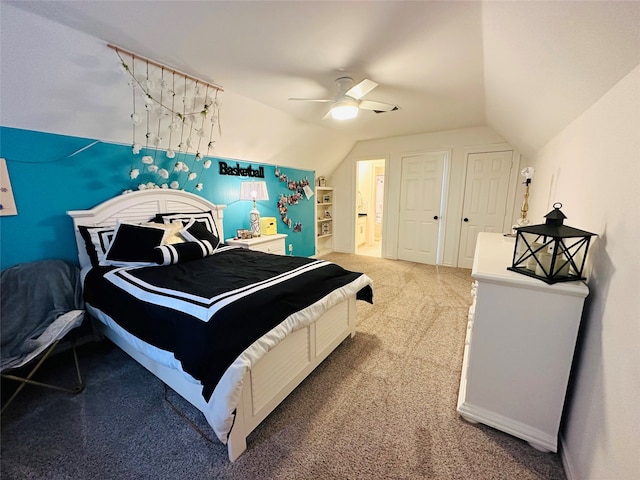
[331,126,513,266]
[0,4,353,177]
[530,66,640,480]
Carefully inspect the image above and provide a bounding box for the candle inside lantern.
[553,250,572,277]
[535,251,552,277]
[527,242,543,271]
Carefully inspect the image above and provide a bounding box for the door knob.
[463,217,469,222]
[433,216,439,220]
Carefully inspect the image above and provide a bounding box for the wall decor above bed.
[109,44,224,194]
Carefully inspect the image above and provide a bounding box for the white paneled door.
[397,152,446,264]
[457,150,516,269]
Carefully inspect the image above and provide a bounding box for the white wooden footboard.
[227,296,356,460]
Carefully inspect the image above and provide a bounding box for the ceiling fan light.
[330,102,359,120]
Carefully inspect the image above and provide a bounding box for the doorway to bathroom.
[355,159,385,257]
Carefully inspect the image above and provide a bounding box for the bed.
[67,189,373,461]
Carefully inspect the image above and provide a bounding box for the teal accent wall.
[0,127,315,269]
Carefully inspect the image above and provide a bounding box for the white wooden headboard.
[67,190,226,269]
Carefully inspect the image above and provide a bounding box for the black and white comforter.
[84,246,373,402]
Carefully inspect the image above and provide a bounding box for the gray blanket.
[1,259,84,370]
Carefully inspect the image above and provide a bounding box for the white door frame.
[353,156,390,256]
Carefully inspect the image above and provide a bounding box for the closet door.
[457,151,516,269]
[397,152,446,265]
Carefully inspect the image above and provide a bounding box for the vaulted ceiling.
[5,0,640,161]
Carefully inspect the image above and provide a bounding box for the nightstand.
[226,233,288,255]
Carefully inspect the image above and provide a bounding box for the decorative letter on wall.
[109,44,224,193]
[0,158,18,216]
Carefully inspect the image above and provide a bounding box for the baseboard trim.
[559,434,576,480]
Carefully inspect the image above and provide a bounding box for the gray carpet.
[1,253,566,479]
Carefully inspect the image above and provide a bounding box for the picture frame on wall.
[0,158,18,216]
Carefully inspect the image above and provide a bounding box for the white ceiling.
[5,0,640,159]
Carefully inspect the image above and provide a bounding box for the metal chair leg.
[1,340,84,414]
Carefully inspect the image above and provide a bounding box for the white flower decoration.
[188,172,197,181]
[174,161,185,172]
[132,143,142,154]
[196,128,206,138]
[170,181,180,189]
[161,183,169,189]
[130,168,140,179]
[138,183,147,190]
[195,183,203,191]
[131,113,142,126]
[145,133,161,146]
[203,160,212,169]
[142,155,154,164]
[148,165,158,173]
[158,168,169,179]
[146,182,156,189]
[166,149,175,159]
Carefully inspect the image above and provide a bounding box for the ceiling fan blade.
[345,79,378,100]
[288,98,333,102]
[359,100,400,113]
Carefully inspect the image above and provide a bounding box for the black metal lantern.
[508,203,596,284]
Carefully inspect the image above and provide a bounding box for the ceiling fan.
[289,77,400,120]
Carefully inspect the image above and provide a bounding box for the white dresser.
[457,232,588,453]
[226,233,288,255]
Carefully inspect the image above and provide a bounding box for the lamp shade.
[239,180,269,201]
[508,203,596,284]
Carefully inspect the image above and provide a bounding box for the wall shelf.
[315,187,334,256]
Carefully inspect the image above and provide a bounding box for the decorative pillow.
[180,218,220,250]
[78,225,115,267]
[155,211,219,238]
[142,221,185,245]
[154,240,216,265]
[100,221,168,267]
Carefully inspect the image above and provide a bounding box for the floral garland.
[113,46,223,192]
[275,166,310,232]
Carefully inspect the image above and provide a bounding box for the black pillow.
[78,225,115,267]
[154,241,216,265]
[180,218,220,250]
[101,222,168,266]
